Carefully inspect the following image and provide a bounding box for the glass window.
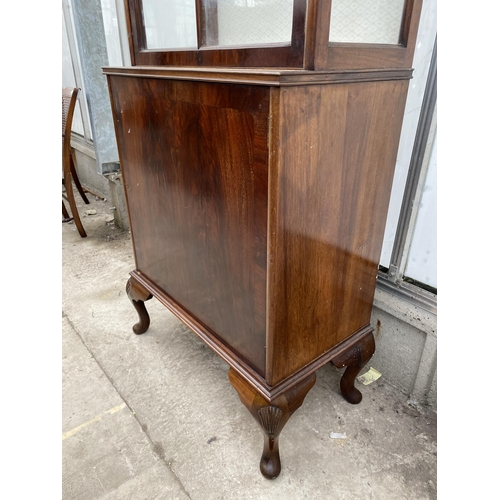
[143,0,198,49]
[62,11,86,137]
[329,0,406,45]
[207,0,294,47]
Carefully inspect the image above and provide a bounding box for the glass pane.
[205,0,293,47]
[101,0,123,66]
[329,0,406,44]
[62,12,85,137]
[142,0,197,49]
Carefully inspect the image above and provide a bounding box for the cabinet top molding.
[102,66,414,86]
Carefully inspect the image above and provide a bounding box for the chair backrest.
[62,87,79,161]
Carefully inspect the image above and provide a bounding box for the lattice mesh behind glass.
[329,0,406,44]
[216,0,293,47]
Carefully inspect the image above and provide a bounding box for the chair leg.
[70,152,90,204]
[63,169,87,238]
[62,201,71,221]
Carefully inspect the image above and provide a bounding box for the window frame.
[377,37,437,313]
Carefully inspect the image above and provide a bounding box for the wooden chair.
[62,87,89,237]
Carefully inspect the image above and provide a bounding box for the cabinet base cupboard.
[105,67,410,478]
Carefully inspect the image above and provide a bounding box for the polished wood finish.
[126,276,152,335]
[62,87,88,238]
[62,200,70,221]
[103,66,413,86]
[109,76,269,374]
[69,153,90,205]
[195,0,219,47]
[303,0,331,70]
[331,331,376,404]
[107,69,407,383]
[267,79,408,385]
[228,368,316,479]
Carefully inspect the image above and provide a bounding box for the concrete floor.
[62,192,437,499]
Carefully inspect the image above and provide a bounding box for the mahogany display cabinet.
[104,0,423,479]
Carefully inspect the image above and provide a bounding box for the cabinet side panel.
[108,76,269,375]
[268,81,408,385]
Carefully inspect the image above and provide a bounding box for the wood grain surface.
[108,76,270,375]
[266,80,409,385]
[107,68,412,391]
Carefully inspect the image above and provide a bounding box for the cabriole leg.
[126,276,153,335]
[332,331,375,404]
[228,369,316,479]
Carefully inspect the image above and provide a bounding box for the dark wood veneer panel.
[108,76,269,375]
[134,45,303,68]
[267,80,409,385]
